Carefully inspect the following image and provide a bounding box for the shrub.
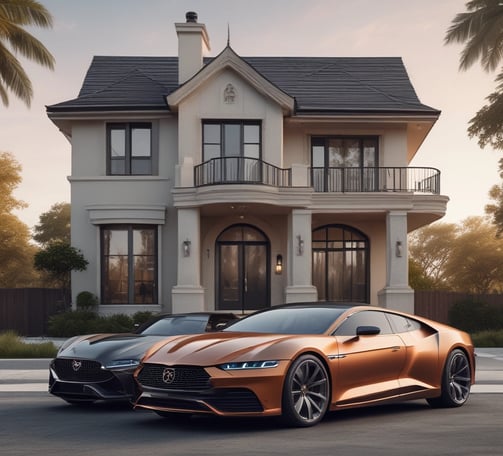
[0,331,57,358]
[47,310,135,337]
[76,291,98,311]
[471,330,503,347]
[132,311,155,326]
[448,298,503,332]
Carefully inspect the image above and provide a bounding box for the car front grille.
[53,358,113,382]
[137,363,211,390]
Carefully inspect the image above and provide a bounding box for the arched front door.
[216,224,270,312]
[312,224,369,303]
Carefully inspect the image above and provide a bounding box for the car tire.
[281,354,330,427]
[427,349,472,408]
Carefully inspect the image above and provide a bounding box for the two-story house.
[47,12,447,316]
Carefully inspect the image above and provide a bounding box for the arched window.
[312,224,369,303]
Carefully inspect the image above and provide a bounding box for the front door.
[216,224,270,312]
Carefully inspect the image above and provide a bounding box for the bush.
[132,311,155,326]
[47,310,135,337]
[76,291,98,311]
[471,330,503,347]
[0,331,57,358]
[448,298,503,332]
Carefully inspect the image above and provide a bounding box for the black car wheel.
[282,354,330,427]
[427,349,471,408]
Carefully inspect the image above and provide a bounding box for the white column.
[378,210,414,313]
[172,207,205,312]
[285,209,318,303]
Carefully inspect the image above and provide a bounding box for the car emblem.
[72,360,82,372]
[162,368,176,384]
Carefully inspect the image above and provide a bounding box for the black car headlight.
[219,360,279,370]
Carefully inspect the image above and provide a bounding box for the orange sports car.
[133,303,475,427]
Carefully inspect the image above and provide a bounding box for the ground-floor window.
[312,224,369,302]
[101,224,157,304]
[216,224,270,312]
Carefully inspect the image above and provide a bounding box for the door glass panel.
[243,245,267,310]
[219,245,240,310]
[224,124,241,156]
[312,251,326,301]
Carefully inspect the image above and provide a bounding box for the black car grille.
[53,358,113,382]
[137,363,211,390]
[136,388,263,413]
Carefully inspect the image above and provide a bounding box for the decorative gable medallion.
[224,83,236,104]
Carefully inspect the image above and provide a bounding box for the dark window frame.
[107,122,154,175]
[100,224,158,305]
[202,120,262,161]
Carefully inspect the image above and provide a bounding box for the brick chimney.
[175,11,210,84]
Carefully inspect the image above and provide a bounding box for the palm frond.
[0,41,32,106]
[0,0,53,27]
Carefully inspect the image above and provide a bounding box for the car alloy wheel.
[282,354,330,427]
[427,349,471,408]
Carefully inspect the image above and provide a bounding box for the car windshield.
[223,306,347,334]
[140,316,208,336]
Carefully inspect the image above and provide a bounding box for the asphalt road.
[0,392,502,456]
[0,349,502,455]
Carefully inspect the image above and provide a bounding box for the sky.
[2,0,501,230]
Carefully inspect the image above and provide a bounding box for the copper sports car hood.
[143,332,308,366]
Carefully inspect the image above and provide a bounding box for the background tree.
[408,222,457,289]
[409,217,503,293]
[446,0,503,235]
[34,242,88,293]
[0,151,40,286]
[0,0,55,107]
[444,217,503,293]
[33,202,70,245]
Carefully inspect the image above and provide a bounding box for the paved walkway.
[1,348,502,393]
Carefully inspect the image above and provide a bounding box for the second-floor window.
[203,120,261,161]
[311,136,379,192]
[107,123,152,175]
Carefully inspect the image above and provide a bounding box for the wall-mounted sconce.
[275,254,283,274]
[183,239,191,257]
[395,240,403,258]
[296,235,304,256]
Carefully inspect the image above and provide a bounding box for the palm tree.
[445,0,503,72]
[0,0,55,107]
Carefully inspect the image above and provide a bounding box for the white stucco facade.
[48,13,448,316]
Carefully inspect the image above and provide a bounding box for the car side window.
[333,311,393,336]
[386,314,422,333]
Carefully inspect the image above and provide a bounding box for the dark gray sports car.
[49,312,237,404]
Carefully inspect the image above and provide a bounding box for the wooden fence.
[0,288,68,336]
[414,290,503,325]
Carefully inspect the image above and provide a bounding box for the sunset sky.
[2,0,501,229]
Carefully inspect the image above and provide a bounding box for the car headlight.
[103,359,140,370]
[219,360,279,370]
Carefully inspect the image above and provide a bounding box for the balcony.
[194,157,291,187]
[193,158,440,194]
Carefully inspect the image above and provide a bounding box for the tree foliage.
[0,151,40,286]
[409,217,503,293]
[0,0,55,107]
[485,157,503,235]
[33,242,88,291]
[33,202,70,245]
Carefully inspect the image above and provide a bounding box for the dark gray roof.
[47,54,439,115]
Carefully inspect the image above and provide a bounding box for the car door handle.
[391,346,401,352]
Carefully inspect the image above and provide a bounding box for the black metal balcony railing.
[194,157,291,187]
[193,158,440,195]
[310,166,440,194]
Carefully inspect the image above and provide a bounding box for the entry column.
[172,207,205,312]
[285,209,318,303]
[378,210,414,313]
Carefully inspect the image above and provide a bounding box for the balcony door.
[216,224,270,312]
[311,136,378,192]
[203,121,261,183]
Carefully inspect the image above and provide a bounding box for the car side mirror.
[356,325,381,336]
